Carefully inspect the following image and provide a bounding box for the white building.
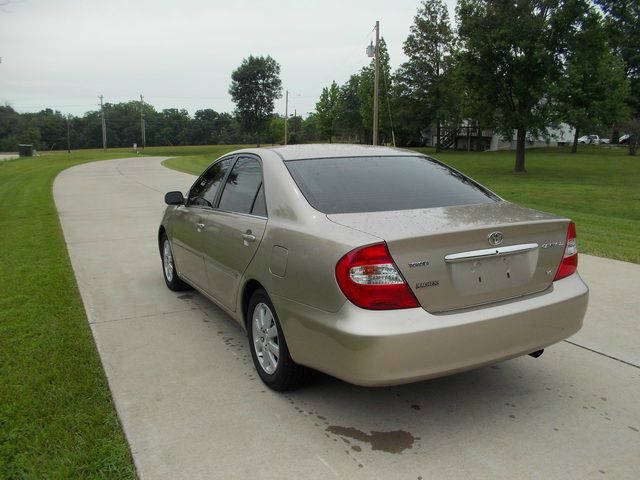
[425,123,575,151]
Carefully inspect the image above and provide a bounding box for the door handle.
[196,222,205,232]
[242,233,256,243]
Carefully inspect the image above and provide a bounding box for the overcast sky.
[0,0,457,117]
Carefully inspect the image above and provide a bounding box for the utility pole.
[284,90,289,145]
[66,114,71,153]
[99,95,107,150]
[140,94,146,150]
[373,20,380,146]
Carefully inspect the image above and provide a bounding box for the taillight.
[335,243,419,310]
[554,221,578,281]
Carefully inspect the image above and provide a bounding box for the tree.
[597,1,640,117]
[229,55,282,146]
[0,105,23,151]
[557,8,629,153]
[399,0,458,151]
[264,115,285,144]
[156,108,191,146]
[190,109,231,144]
[457,0,586,172]
[300,113,321,143]
[315,81,340,142]
[335,74,363,142]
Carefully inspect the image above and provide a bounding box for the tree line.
[1,0,637,171]
[312,0,638,169]
[0,102,323,153]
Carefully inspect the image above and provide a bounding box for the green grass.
[161,144,640,264]
[0,151,137,478]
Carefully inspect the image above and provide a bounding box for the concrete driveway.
[54,157,640,479]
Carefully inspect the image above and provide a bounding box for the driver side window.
[188,158,234,207]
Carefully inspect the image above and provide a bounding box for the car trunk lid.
[328,201,569,313]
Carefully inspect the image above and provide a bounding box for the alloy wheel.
[252,302,280,374]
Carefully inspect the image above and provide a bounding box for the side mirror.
[165,191,185,205]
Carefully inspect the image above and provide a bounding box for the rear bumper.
[272,273,588,386]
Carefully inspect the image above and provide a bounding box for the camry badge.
[488,231,504,246]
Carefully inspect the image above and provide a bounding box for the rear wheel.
[248,289,306,391]
[161,233,189,291]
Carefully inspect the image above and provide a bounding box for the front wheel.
[247,289,306,391]
[160,233,189,291]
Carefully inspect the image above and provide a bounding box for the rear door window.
[285,155,499,214]
[218,157,264,215]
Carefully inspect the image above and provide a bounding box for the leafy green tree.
[300,113,321,143]
[315,81,340,143]
[597,0,639,117]
[190,109,230,144]
[73,110,102,149]
[286,114,304,144]
[335,74,363,142]
[101,101,147,147]
[27,109,67,150]
[218,117,248,145]
[229,55,283,146]
[156,108,191,145]
[264,115,285,144]
[557,8,629,153]
[0,105,23,151]
[457,0,586,172]
[398,0,458,151]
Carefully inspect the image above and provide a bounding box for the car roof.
[259,143,420,161]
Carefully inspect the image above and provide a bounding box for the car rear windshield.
[285,155,499,214]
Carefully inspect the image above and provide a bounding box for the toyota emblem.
[488,231,504,246]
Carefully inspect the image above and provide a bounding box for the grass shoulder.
[0,151,136,478]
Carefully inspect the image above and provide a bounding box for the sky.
[0,0,457,117]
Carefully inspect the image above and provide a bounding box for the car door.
[170,156,235,289]
[199,156,267,311]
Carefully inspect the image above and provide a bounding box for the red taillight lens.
[554,221,578,281]
[335,243,420,310]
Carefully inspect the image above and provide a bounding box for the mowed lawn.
[0,152,137,478]
[164,145,640,264]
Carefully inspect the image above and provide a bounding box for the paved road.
[0,153,18,161]
[54,157,640,480]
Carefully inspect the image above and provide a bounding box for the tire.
[160,233,190,291]
[247,288,306,391]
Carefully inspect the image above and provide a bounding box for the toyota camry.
[158,145,588,391]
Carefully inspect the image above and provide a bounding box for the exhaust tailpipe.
[529,349,544,358]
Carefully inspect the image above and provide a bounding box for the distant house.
[424,123,575,151]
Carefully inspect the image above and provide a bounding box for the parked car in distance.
[619,134,631,144]
[158,145,589,391]
[578,134,609,144]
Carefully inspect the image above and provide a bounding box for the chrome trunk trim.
[444,243,539,263]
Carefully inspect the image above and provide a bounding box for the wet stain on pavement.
[326,425,415,453]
